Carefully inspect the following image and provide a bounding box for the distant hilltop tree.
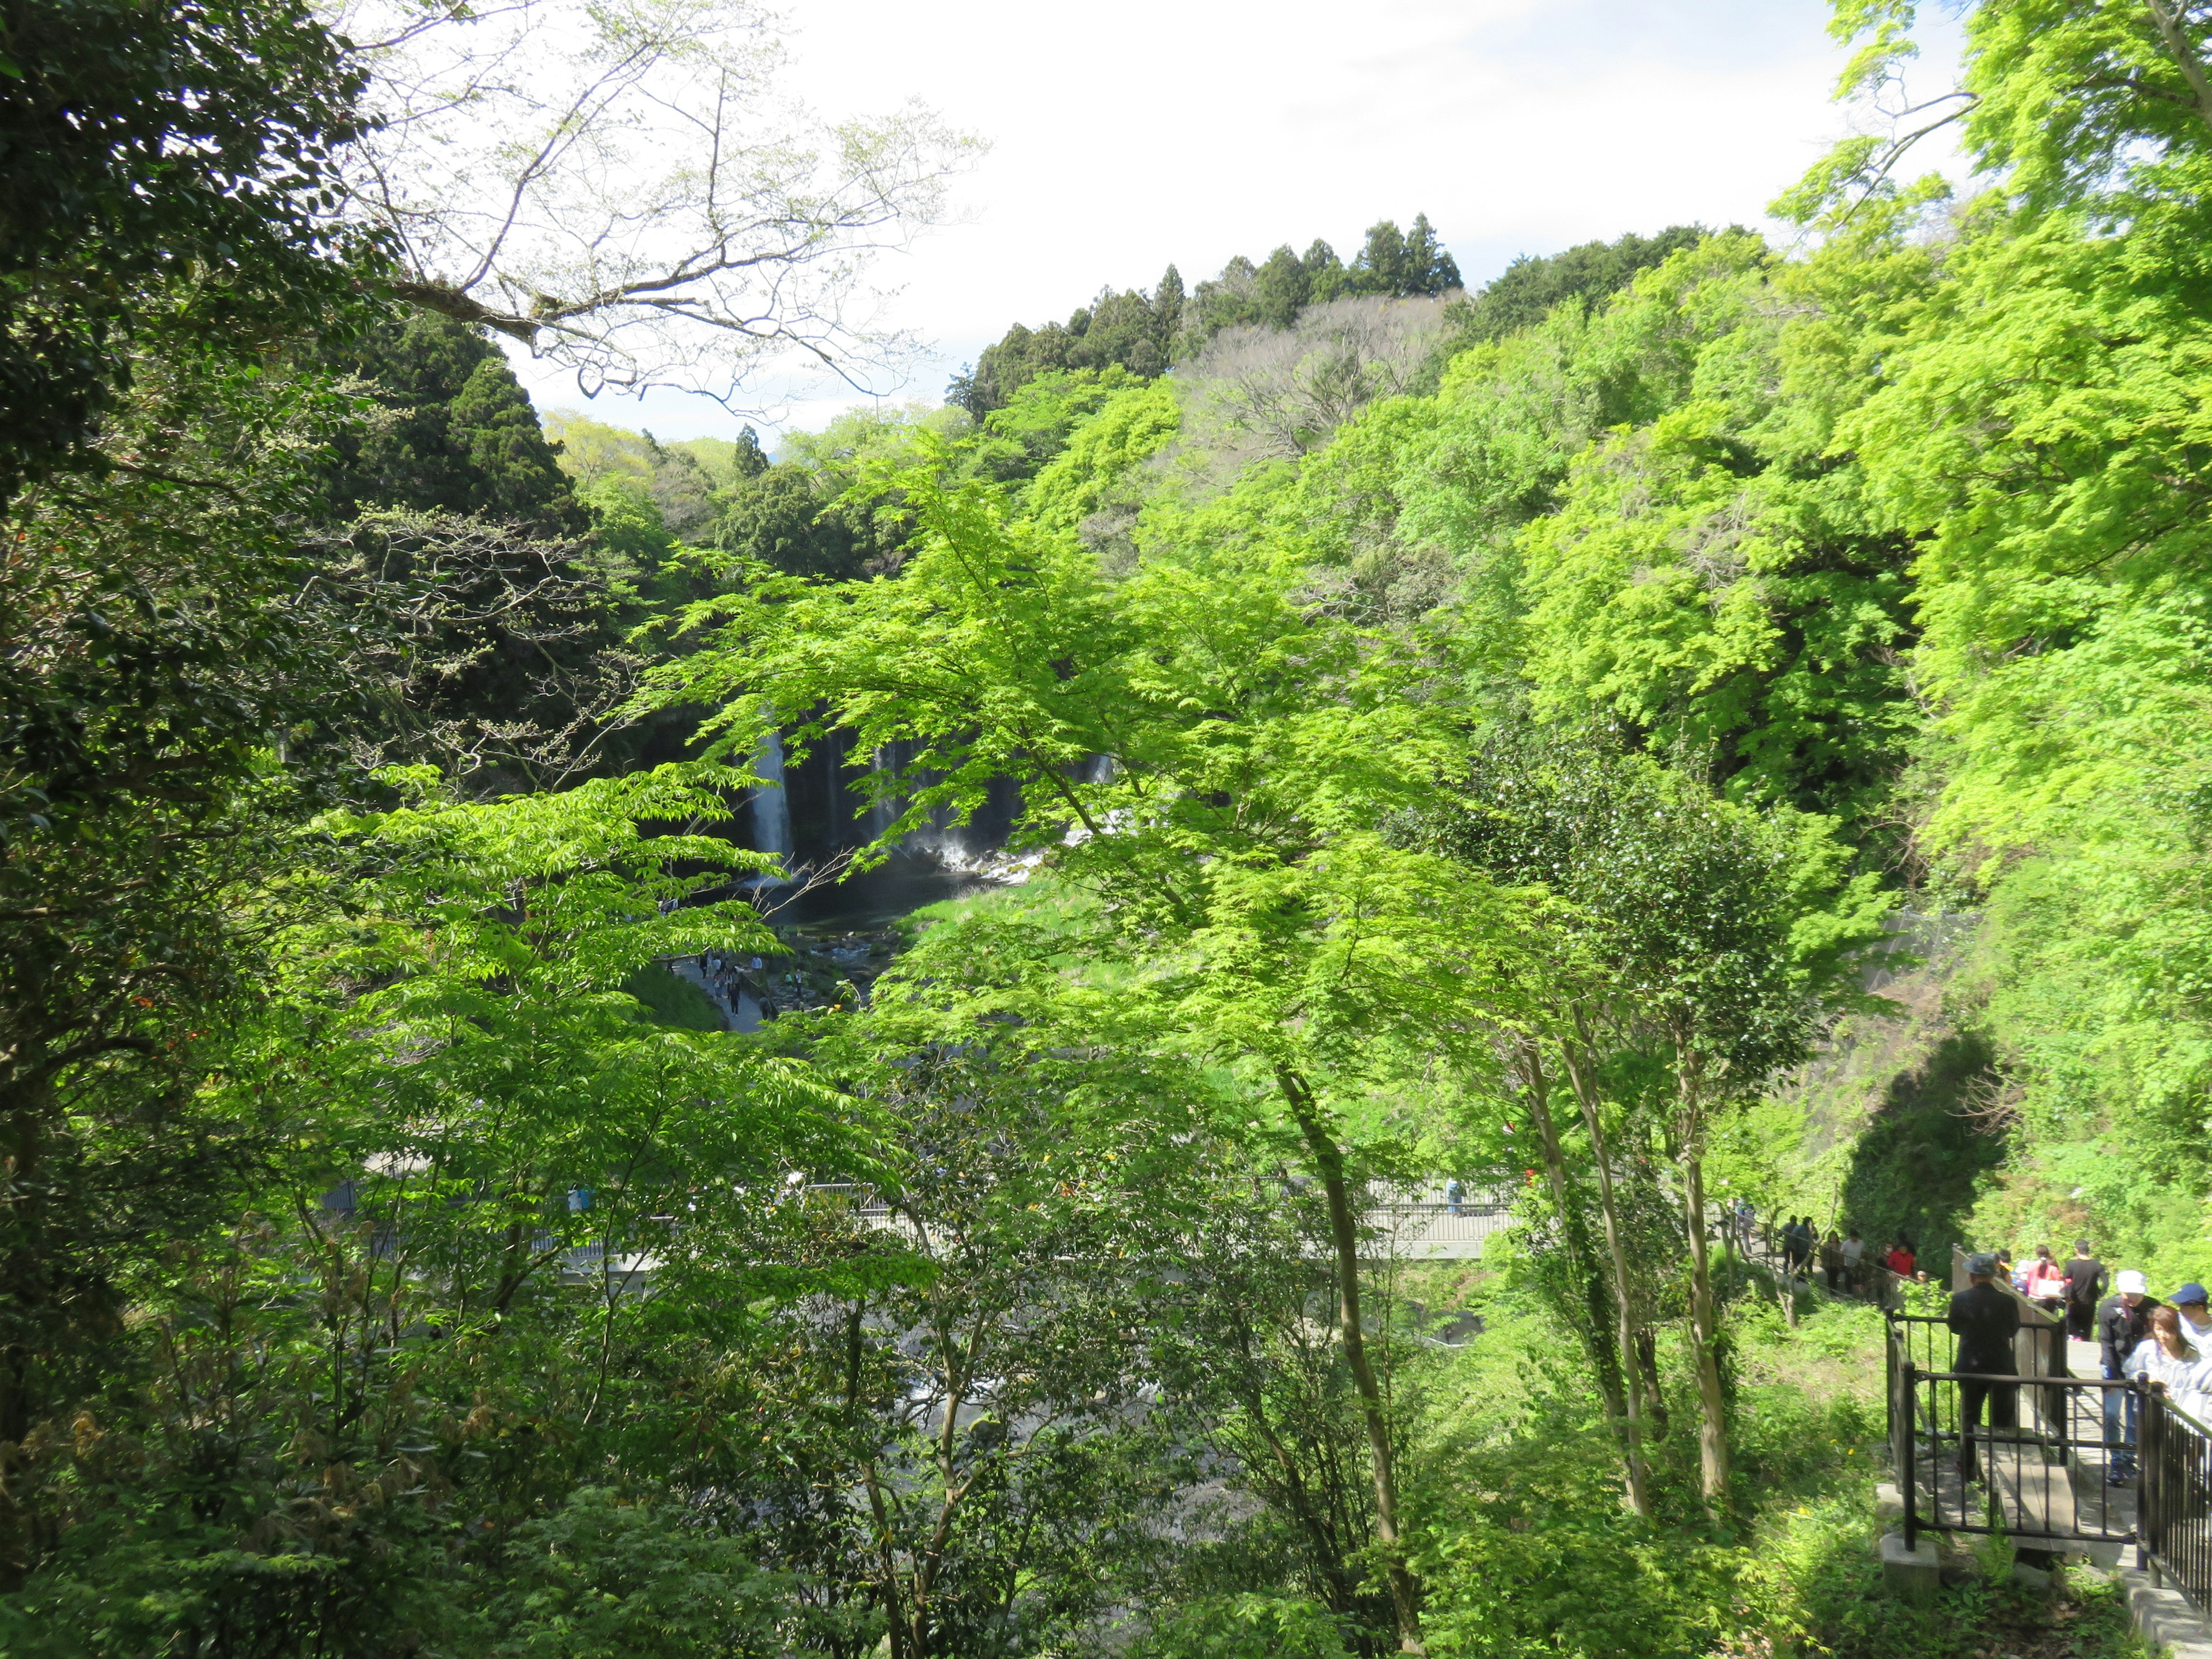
[1448,225,1719,344]
[949,282,1174,418]
[950,214,1461,418]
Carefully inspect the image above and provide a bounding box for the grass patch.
[623,963,724,1031]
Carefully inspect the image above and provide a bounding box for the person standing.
[2023,1247,2068,1313]
[2099,1268,2161,1484]
[1444,1177,1464,1218]
[2128,1304,2212,1424]
[2175,1282,2212,1349]
[1821,1229,1843,1291]
[1840,1230,1866,1294]
[1948,1252,2021,1480]
[2066,1240,2106,1343]
[1886,1238,1917,1279]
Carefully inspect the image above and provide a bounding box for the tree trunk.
[1281,1069,1423,1653]
[1514,1042,1632,1460]
[1559,1029,1654,1520]
[2145,0,2212,131]
[1676,1056,1730,1509]
[1635,1326,1669,1437]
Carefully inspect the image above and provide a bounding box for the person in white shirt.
[2128,1304,2212,1425]
[1840,1230,1866,1293]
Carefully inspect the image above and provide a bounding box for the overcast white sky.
[507,0,1964,442]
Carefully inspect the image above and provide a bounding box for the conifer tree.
[1404,211,1463,293]
[451,358,582,533]
[1303,237,1348,301]
[326,312,584,536]
[732,424,771,478]
[1151,263,1185,358]
[1353,219,1410,293]
[1254,244,1310,328]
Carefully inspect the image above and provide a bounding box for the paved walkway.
[2062,1335,2142,1556]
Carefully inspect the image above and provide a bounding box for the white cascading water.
[867,745,897,842]
[752,726,793,880]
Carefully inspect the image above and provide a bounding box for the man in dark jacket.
[2099,1269,2160,1482]
[2066,1240,2105,1341]
[1948,1252,2021,1480]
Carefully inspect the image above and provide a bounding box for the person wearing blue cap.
[2174,1282,2212,1348]
[1947,1252,2020,1481]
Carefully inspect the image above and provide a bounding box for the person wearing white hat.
[2099,1268,2161,1483]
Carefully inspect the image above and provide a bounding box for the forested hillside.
[5,2,2211,1657]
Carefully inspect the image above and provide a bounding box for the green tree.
[1,767,865,1648]
[764,922,1207,1658]
[1419,737,1887,1506]
[0,0,371,495]
[1777,0,2212,1267]
[658,440,1562,1647]
[714,464,876,581]
[0,354,358,1525]
[1022,378,1181,541]
[1399,213,1463,295]
[1353,221,1409,294]
[1254,245,1312,328]
[1449,226,1709,344]
[967,367,1144,487]
[1153,263,1187,355]
[328,313,585,536]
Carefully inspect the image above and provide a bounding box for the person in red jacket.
[1885,1239,1917,1278]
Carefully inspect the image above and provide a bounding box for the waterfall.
[752,726,792,877]
[867,745,897,842]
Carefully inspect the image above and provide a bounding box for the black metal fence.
[1883,1306,2212,1611]
[1890,1359,2137,1551]
[2144,1385,2212,1606]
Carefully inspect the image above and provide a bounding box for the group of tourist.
[1733,1203,1922,1295]
[1735,1208,2212,1486]
[698,948,768,1013]
[1945,1243,2212,1486]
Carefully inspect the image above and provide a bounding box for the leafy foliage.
[0,0,372,494]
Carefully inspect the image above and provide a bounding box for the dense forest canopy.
[9,1,2212,1656]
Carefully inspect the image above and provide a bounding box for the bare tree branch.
[2143,0,2212,130]
[322,0,981,407]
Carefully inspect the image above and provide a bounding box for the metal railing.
[800,1180,1512,1256]
[1891,1361,2139,1551]
[1882,1302,2212,1614]
[1885,1297,2141,1550]
[2144,1385,2212,1603]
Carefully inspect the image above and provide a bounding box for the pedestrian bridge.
[807,1183,1513,1263]
[551,1184,1514,1297]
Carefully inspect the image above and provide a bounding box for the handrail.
[2142,1380,2212,1605]
[1882,1303,2169,1578]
